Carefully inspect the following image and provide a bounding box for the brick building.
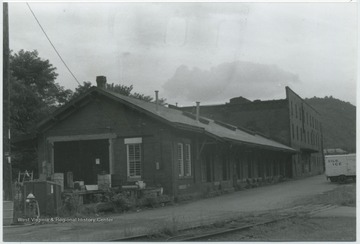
[34,77,296,199]
[181,87,324,178]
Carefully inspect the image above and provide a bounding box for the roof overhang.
[300,147,319,153]
[225,138,296,154]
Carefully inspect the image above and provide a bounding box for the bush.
[157,195,172,204]
[59,194,82,216]
[96,202,115,212]
[111,193,136,211]
[137,195,159,208]
[78,203,97,216]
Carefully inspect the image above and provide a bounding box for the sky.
[8,2,358,106]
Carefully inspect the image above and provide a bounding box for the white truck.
[325,154,356,183]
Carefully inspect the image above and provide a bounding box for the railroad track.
[108,204,337,242]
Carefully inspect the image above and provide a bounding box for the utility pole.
[3,2,13,201]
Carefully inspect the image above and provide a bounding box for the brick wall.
[38,96,177,195]
[37,92,302,199]
[181,88,324,178]
[286,87,324,177]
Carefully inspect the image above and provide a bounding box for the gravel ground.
[202,216,356,242]
[3,175,351,242]
[198,183,356,242]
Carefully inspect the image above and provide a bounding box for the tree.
[73,82,166,104]
[72,81,92,98]
[10,50,166,176]
[10,50,73,177]
[106,83,133,96]
[10,50,73,137]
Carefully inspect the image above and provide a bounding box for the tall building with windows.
[180,87,324,177]
[286,87,324,176]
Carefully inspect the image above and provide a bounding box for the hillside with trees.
[305,96,356,153]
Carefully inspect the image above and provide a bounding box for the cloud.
[10,2,356,105]
[163,61,300,104]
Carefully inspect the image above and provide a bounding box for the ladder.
[18,170,33,185]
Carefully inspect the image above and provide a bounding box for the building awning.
[300,147,319,153]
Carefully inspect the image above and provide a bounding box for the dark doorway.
[54,139,109,185]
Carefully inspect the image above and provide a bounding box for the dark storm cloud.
[163,61,300,104]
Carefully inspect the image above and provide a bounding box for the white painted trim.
[47,133,117,143]
[126,143,142,179]
[185,144,192,177]
[109,138,114,174]
[178,143,184,177]
[127,144,130,177]
[124,137,142,144]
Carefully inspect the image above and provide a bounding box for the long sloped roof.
[92,88,295,152]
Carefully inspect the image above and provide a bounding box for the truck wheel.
[329,177,337,182]
[338,175,347,184]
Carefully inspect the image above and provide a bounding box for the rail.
[108,204,337,242]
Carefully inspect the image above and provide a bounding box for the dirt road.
[3,174,342,242]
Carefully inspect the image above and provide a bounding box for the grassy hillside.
[305,96,356,153]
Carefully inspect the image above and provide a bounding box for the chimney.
[196,101,200,122]
[155,90,159,112]
[96,76,107,88]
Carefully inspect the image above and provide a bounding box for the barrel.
[3,201,14,226]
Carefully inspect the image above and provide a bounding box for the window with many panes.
[177,143,184,177]
[178,143,192,177]
[184,144,191,176]
[307,131,310,144]
[296,126,299,140]
[127,143,142,178]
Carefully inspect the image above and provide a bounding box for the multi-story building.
[180,87,324,178]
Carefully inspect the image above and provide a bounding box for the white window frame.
[184,144,192,177]
[177,143,184,177]
[125,138,142,179]
[178,142,192,178]
[125,137,142,144]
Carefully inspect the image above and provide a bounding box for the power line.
[26,3,81,86]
